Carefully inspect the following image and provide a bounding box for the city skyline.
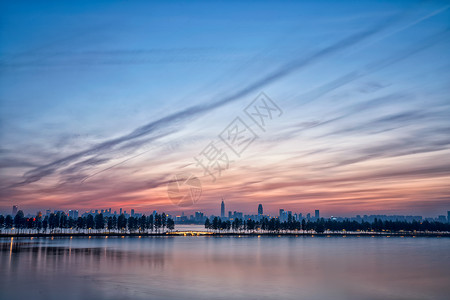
[3,199,448,218]
[3,203,449,221]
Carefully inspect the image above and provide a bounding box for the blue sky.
[1,0,449,216]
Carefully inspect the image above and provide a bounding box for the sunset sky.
[1,0,449,217]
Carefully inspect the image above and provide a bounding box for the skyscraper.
[448,211,450,223]
[221,200,225,218]
[258,204,263,215]
[12,205,18,215]
[315,210,320,219]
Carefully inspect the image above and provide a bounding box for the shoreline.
[0,231,449,238]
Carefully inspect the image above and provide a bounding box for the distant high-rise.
[437,215,446,223]
[221,200,225,218]
[131,209,135,216]
[279,209,284,218]
[68,210,78,219]
[448,211,450,223]
[258,204,263,215]
[195,211,204,222]
[315,210,320,219]
[120,208,123,215]
[12,205,18,215]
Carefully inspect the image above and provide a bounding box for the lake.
[1,236,449,300]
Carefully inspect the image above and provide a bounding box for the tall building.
[120,208,123,215]
[195,211,204,222]
[221,200,225,218]
[258,204,263,215]
[131,209,135,216]
[279,209,284,218]
[69,210,79,219]
[234,211,243,219]
[315,210,320,219]
[448,211,450,223]
[12,205,18,215]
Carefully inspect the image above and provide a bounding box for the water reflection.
[0,236,449,300]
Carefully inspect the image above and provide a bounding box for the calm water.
[1,236,449,300]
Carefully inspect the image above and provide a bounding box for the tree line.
[0,210,175,234]
[205,216,450,233]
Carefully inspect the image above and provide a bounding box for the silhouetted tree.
[167,218,175,231]
[204,218,211,231]
[118,214,127,232]
[42,216,48,232]
[128,217,138,232]
[94,213,104,231]
[5,215,13,229]
[112,216,118,232]
[154,213,162,233]
[14,210,25,233]
[0,215,4,233]
[76,217,84,232]
[161,213,167,231]
[86,214,95,232]
[35,213,43,233]
[147,215,154,232]
[107,217,113,233]
[211,217,220,232]
[139,215,147,233]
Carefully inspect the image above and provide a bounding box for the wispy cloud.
[8,18,399,189]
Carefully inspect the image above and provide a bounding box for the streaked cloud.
[0,1,449,217]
